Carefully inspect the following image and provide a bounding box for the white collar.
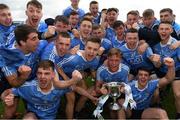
[135,80,148,91]
[37,83,54,95]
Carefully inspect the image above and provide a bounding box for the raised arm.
[53,70,82,88]
[159,57,175,88]
[4,65,31,87]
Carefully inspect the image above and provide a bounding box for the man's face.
[23,32,39,53]
[158,23,172,41]
[80,20,92,39]
[125,32,138,49]
[106,11,118,26]
[26,4,43,28]
[55,36,71,56]
[137,70,150,89]
[160,11,173,23]
[142,16,154,27]
[90,3,99,16]
[92,28,104,39]
[71,0,79,6]
[37,67,54,89]
[55,21,69,32]
[69,14,79,27]
[127,14,138,26]
[84,41,100,61]
[0,8,12,26]
[115,25,125,38]
[107,55,121,72]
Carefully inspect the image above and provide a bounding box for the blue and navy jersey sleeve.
[41,42,55,62]
[145,47,153,58]
[96,65,104,81]
[1,66,16,77]
[101,38,112,51]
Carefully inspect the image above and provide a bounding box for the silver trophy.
[105,82,123,110]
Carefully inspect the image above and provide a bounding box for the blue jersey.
[96,63,129,83]
[111,36,126,49]
[172,21,180,40]
[105,27,116,41]
[0,24,16,46]
[56,51,99,77]
[63,6,85,19]
[41,42,71,63]
[153,37,180,73]
[70,37,85,50]
[120,44,154,73]
[5,22,47,47]
[101,38,112,54]
[3,40,48,79]
[129,79,159,110]
[12,80,70,119]
[93,12,101,25]
[0,46,25,94]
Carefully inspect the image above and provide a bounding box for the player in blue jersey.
[1,60,97,119]
[105,8,119,41]
[121,57,175,119]
[95,48,129,95]
[125,10,139,30]
[70,18,93,50]
[0,24,48,118]
[5,0,57,47]
[92,25,112,55]
[119,28,159,76]
[153,21,180,119]
[111,20,126,49]
[56,36,101,119]
[91,25,112,65]
[0,4,15,46]
[62,0,85,20]
[89,1,101,25]
[160,8,180,40]
[95,48,130,119]
[68,11,80,30]
[41,32,71,63]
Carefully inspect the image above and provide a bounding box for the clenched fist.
[72,70,82,82]
[163,57,174,67]
[151,54,161,63]
[18,65,31,79]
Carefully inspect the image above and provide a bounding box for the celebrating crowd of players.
[0,0,180,119]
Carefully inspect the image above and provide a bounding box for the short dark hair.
[80,18,93,25]
[159,21,172,27]
[160,8,173,15]
[107,8,119,14]
[127,10,139,17]
[92,24,104,31]
[90,1,98,6]
[125,28,138,35]
[54,15,69,25]
[38,60,55,71]
[137,67,151,75]
[69,11,79,17]
[14,24,37,46]
[0,3,9,10]
[86,36,101,45]
[107,48,122,58]
[58,32,71,39]
[26,0,42,9]
[113,20,124,30]
[143,9,154,18]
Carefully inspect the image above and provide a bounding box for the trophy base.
[109,103,121,110]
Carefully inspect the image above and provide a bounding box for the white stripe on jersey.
[57,55,75,67]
